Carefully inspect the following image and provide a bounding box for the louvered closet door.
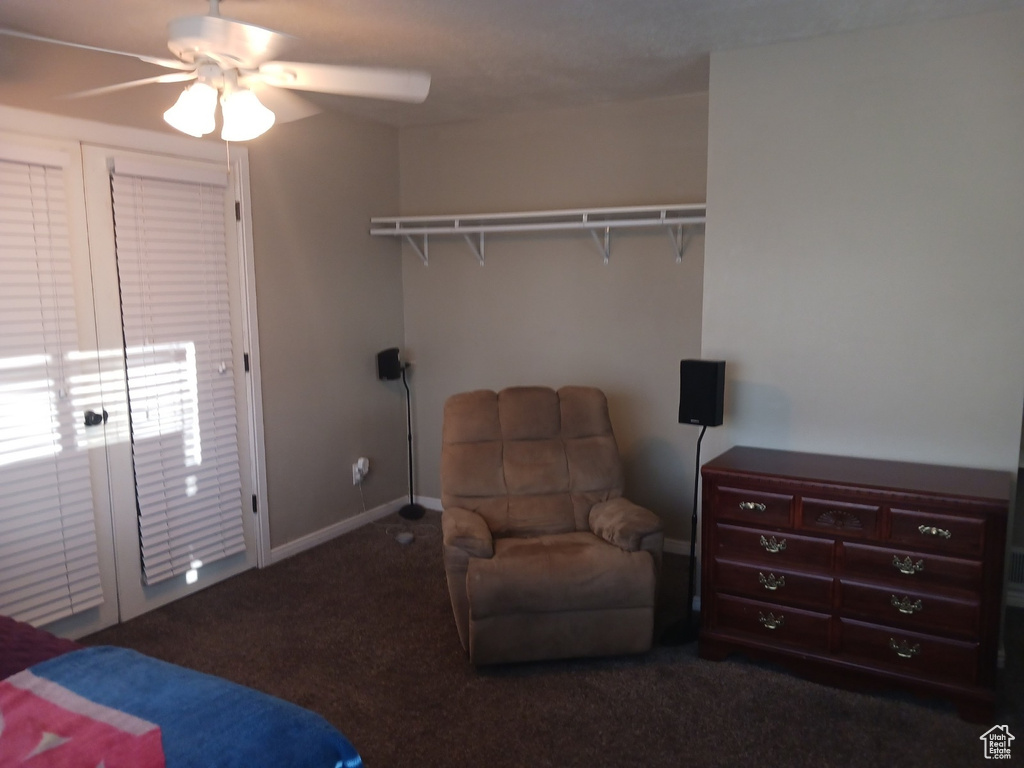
[0,138,118,636]
[82,148,256,621]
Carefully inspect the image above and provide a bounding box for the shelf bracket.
[666,222,703,262]
[463,232,485,265]
[590,226,611,265]
[404,234,429,266]
[667,224,687,263]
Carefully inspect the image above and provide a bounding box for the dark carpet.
[85,511,1023,767]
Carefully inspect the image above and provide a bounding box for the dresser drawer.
[714,523,834,570]
[839,579,981,639]
[889,508,985,557]
[801,498,880,541]
[838,619,979,686]
[841,542,982,592]
[715,486,793,527]
[714,558,834,609]
[710,594,831,653]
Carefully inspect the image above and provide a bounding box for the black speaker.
[678,359,725,427]
[376,348,402,381]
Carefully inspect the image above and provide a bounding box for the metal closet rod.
[368,203,706,265]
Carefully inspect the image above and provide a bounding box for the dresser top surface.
[703,446,1013,504]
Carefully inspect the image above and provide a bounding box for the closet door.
[82,147,257,621]
[0,136,118,638]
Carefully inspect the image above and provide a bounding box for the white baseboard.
[268,496,406,565]
[663,537,690,556]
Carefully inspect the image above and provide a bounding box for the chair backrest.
[441,386,624,537]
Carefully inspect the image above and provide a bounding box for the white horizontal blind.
[111,166,245,586]
[0,154,104,625]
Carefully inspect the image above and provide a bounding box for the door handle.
[84,409,108,427]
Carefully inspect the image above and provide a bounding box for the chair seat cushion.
[467,532,655,620]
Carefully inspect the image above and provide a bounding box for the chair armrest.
[442,506,494,558]
[589,497,663,552]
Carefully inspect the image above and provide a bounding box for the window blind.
[110,166,245,586]
[0,154,105,625]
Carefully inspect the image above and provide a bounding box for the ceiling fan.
[0,0,431,141]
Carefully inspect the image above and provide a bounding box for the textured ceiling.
[0,0,1021,131]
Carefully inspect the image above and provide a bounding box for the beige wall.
[399,94,709,536]
[248,112,409,548]
[703,10,1024,540]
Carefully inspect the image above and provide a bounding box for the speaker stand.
[398,365,425,521]
[661,424,707,646]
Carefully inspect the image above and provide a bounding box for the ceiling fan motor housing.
[167,15,289,69]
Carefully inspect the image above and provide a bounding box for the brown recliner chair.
[440,385,664,665]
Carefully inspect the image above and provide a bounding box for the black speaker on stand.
[662,359,725,646]
[377,348,425,521]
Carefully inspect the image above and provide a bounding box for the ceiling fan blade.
[64,71,198,100]
[246,83,321,124]
[258,62,430,103]
[0,28,193,70]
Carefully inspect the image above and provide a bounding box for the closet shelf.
[369,203,706,265]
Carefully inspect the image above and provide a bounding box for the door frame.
[0,105,271,634]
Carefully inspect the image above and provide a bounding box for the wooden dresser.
[698,446,1011,722]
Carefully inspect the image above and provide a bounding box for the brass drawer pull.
[889,638,921,659]
[739,501,767,512]
[759,535,787,553]
[892,555,924,575]
[758,572,785,591]
[890,595,923,615]
[917,524,951,540]
[758,611,784,630]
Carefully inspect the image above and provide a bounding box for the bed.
[0,615,362,767]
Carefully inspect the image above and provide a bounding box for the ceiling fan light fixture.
[220,89,276,142]
[163,81,218,137]
[1,0,431,140]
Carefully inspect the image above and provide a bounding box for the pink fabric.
[0,671,165,768]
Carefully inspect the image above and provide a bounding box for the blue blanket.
[28,647,362,768]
